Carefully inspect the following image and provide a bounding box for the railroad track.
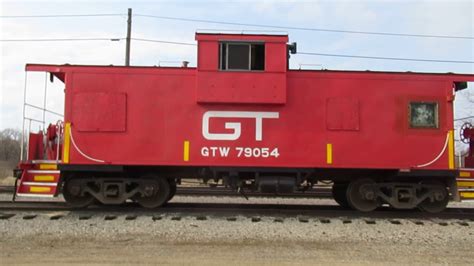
[2,185,473,221]
[1,200,473,221]
[0,185,332,198]
[0,185,14,193]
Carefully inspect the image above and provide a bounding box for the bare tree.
[0,128,21,163]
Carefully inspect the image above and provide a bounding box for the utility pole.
[125,8,132,66]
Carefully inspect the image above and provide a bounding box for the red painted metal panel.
[196,71,286,104]
[265,42,287,72]
[27,132,44,161]
[54,67,471,171]
[197,41,219,71]
[24,65,472,171]
[326,97,360,131]
[72,92,127,132]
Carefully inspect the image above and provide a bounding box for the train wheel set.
[54,170,452,213]
[61,175,176,209]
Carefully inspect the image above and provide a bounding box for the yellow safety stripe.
[457,181,474,187]
[448,130,454,169]
[183,140,190,162]
[29,186,51,193]
[63,122,71,163]
[34,175,55,182]
[326,143,333,165]
[39,164,57,170]
[460,192,474,198]
[460,171,471,178]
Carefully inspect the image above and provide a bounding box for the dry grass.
[0,160,15,179]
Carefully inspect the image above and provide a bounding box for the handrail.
[24,103,63,117]
[20,71,65,162]
[24,117,45,124]
[20,72,28,161]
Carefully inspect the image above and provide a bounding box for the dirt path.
[2,235,474,265]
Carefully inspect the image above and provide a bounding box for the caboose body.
[15,32,474,212]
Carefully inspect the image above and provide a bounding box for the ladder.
[15,160,60,198]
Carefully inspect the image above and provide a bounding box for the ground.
[3,237,473,265]
[1,196,474,265]
[1,173,473,265]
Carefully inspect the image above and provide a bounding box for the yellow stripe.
[39,164,57,170]
[63,122,71,164]
[460,192,474,198]
[457,181,474,187]
[34,175,55,182]
[29,186,51,193]
[183,140,190,162]
[460,171,471,177]
[326,143,333,164]
[448,130,454,169]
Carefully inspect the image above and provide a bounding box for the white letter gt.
[202,111,279,141]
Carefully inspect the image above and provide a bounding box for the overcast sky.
[0,0,473,139]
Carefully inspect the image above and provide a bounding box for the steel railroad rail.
[1,201,473,221]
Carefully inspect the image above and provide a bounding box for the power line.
[134,14,474,40]
[2,12,473,40]
[132,37,473,63]
[2,36,472,64]
[0,13,124,18]
[0,38,124,42]
[455,116,474,121]
[0,37,195,45]
[131,37,473,64]
[0,37,196,46]
[298,51,474,64]
[132,38,196,46]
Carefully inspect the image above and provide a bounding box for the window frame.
[408,101,440,129]
[219,41,265,71]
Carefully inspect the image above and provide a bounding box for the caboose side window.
[409,102,439,128]
[219,42,265,71]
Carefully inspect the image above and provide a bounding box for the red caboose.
[15,32,474,212]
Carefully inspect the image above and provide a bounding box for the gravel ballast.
[1,196,474,265]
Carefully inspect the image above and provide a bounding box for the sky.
[0,0,473,151]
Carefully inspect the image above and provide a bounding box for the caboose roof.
[196,29,288,36]
[195,31,288,42]
[25,63,474,91]
[25,63,473,78]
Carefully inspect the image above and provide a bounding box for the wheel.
[136,176,170,208]
[62,178,95,208]
[332,183,350,208]
[346,179,378,212]
[418,183,449,213]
